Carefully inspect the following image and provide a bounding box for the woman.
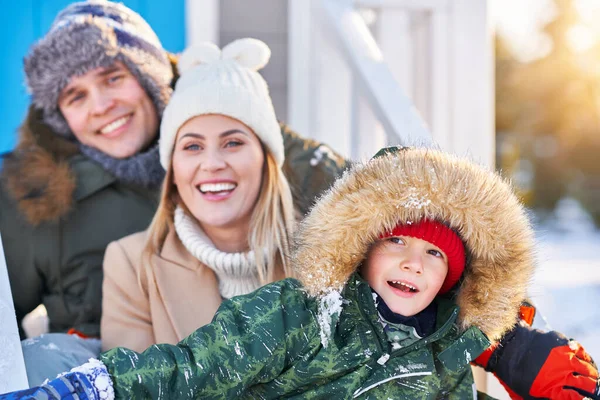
[100,38,296,352]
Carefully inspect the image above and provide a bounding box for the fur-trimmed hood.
[293,147,535,341]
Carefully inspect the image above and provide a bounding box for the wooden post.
[0,232,29,391]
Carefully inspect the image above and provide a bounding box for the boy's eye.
[427,249,443,258]
[388,237,405,245]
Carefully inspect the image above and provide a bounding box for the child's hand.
[474,322,599,399]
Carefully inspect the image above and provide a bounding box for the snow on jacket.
[95,147,535,399]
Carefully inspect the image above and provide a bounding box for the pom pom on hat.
[160,38,284,170]
[177,43,221,75]
[221,38,271,70]
[380,219,466,294]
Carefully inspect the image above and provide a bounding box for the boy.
[2,147,598,399]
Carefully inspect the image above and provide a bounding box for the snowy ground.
[530,228,600,359]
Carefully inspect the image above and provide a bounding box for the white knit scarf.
[173,206,261,299]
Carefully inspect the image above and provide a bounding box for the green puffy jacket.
[0,107,348,338]
[100,274,490,399]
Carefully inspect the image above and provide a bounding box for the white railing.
[288,0,493,165]
[320,0,432,158]
[0,232,29,391]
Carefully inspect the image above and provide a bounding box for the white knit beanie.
[159,38,284,169]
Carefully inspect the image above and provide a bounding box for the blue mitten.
[0,359,113,400]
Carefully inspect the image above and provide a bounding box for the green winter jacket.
[100,274,490,399]
[0,107,348,338]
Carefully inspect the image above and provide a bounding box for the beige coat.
[101,230,222,352]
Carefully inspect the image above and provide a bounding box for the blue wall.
[0,1,185,154]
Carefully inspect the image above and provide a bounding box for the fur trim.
[293,148,535,341]
[1,107,77,225]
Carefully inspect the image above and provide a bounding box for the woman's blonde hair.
[144,146,296,284]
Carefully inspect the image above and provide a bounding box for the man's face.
[58,62,159,159]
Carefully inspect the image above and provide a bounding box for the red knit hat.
[380,219,465,294]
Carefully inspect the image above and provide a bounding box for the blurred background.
[493,0,600,359]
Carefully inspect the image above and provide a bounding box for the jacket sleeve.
[99,279,319,399]
[280,123,350,215]
[100,240,155,352]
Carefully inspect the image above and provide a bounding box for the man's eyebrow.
[178,129,249,142]
[59,66,123,102]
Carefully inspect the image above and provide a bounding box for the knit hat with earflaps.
[380,219,466,294]
[159,38,284,170]
[24,0,173,138]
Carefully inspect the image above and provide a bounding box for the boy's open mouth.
[388,280,419,293]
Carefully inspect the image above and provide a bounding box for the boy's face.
[362,236,449,317]
[58,62,159,159]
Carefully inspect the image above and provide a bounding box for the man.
[0,0,347,385]
[1,1,597,398]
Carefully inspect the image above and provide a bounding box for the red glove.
[474,321,599,400]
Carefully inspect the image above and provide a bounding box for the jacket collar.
[159,228,202,269]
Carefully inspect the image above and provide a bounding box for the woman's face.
[172,114,265,235]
